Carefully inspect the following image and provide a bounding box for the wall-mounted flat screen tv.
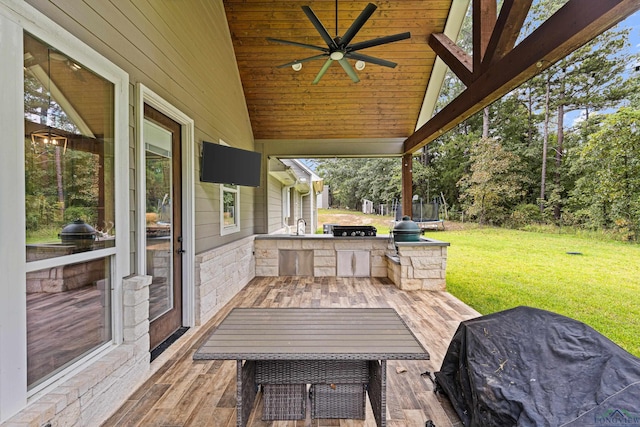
[200,141,262,187]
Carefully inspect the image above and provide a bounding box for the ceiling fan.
[267,1,411,85]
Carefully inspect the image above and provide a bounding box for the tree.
[457,137,528,225]
[519,0,632,221]
[315,158,401,210]
[570,108,640,240]
[552,35,630,219]
[426,132,475,213]
[491,91,542,204]
[628,69,640,108]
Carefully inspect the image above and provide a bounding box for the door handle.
[176,236,185,255]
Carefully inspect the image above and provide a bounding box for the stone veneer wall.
[254,237,389,277]
[4,275,152,427]
[387,244,447,291]
[194,236,256,325]
[26,259,106,293]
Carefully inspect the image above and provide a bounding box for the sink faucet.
[296,218,306,235]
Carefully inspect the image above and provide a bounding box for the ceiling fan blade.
[338,58,360,83]
[276,54,328,69]
[340,3,377,47]
[348,32,411,52]
[266,37,327,52]
[302,5,338,50]
[346,52,397,68]
[312,59,333,85]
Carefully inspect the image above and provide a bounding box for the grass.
[319,209,640,355]
[434,226,640,356]
[26,226,62,244]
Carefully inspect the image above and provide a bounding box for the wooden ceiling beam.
[427,0,525,86]
[482,0,533,69]
[473,0,497,71]
[261,138,406,158]
[404,0,640,154]
[428,33,473,86]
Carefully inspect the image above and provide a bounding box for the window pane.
[24,33,115,261]
[145,119,174,321]
[223,189,237,227]
[26,257,112,388]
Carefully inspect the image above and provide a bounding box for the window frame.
[0,1,129,412]
[220,183,240,235]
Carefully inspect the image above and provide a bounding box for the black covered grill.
[331,225,377,237]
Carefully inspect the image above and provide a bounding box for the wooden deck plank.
[101,276,479,427]
[183,362,236,426]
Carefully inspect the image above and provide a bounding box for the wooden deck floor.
[102,276,480,427]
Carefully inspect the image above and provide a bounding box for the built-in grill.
[393,216,421,243]
[332,225,377,237]
[59,219,97,252]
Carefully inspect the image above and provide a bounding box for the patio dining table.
[194,307,429,427]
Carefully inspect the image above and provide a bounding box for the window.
[24,33,115,261]
[23,32,116,389]
[26,258,111,388]
[221,184,240,235]
[284,187,292,219]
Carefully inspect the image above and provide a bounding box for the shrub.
[507,204,543,228]
[63,206,98,225]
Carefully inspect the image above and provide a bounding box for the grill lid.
[393,216,419,232]
[393,216,421,242]
[60,219,97,240]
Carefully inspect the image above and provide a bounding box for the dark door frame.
[144,104,184,351]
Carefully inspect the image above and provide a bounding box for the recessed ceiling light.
[355,60,366,71]
[292,62,302,71]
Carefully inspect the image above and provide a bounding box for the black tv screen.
[200,141,262,187]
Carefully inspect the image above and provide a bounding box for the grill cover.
[435,306,640,427]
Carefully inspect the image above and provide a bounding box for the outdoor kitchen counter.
[255,233,448,244]
[255,233,387,240]
[254,235,449,291]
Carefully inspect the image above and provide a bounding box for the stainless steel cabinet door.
[336,250,370,277]
[279,250,314,276]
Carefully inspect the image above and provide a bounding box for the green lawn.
[434,226,640,356]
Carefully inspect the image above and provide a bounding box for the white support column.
[0,10,27,422]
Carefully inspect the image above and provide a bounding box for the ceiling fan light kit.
[267,1,410,85]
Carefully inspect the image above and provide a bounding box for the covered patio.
[102,276,479,426]
[2,1,639,426]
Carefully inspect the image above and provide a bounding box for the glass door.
[144,104,183,352]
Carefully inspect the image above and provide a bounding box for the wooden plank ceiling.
[223,0,452,154]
